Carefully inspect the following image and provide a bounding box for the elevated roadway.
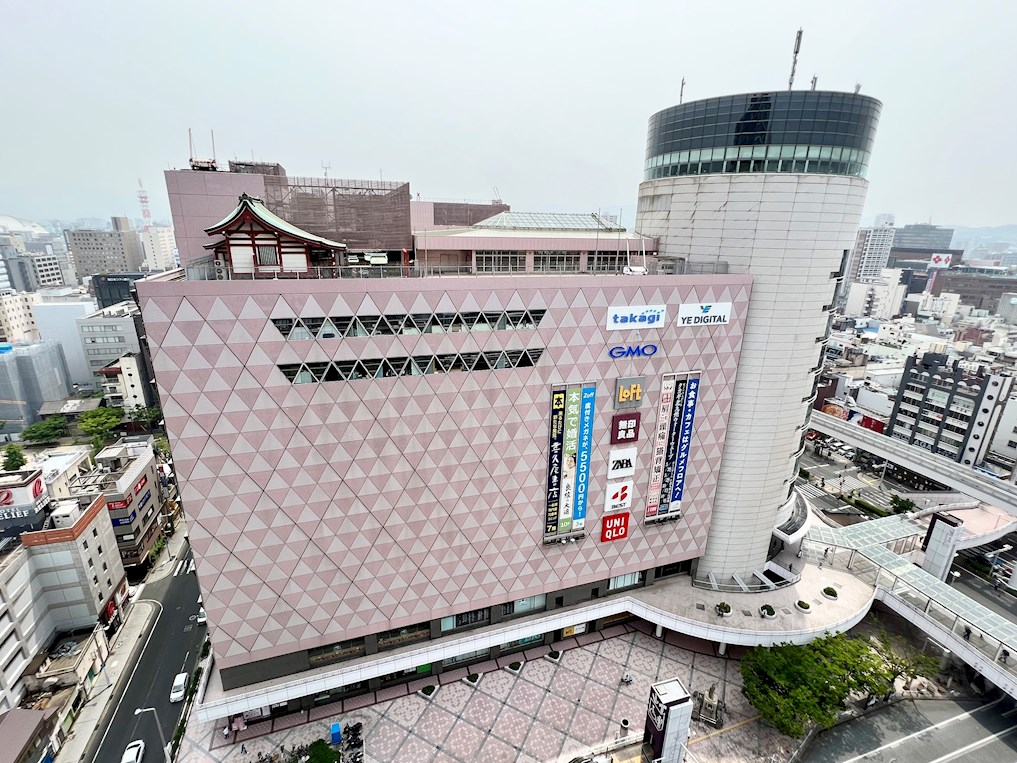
[810,411,1017,513]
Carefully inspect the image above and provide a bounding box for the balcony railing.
[185,258,730,282]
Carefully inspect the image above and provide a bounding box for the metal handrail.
[184,259,731,282]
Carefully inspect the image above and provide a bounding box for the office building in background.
[64,217,144,279]
[92,273,152,310]
[140,226,177,271]
[76,302,142,383]
[893,223,955,250]
[847,224,896,283]
[0,341,72,430]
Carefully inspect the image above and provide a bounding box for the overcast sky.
[4,1,1015,229]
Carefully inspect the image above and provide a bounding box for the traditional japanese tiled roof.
[205,194,347,249]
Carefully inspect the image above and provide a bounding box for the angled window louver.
[279,348,545,385]
[270,309,546,340]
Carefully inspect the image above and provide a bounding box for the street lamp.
[134,707,170,762]
[989,545,1013,578]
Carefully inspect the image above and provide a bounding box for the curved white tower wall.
[635,91,881,579]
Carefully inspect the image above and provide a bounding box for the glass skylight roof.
[475,212,626,232]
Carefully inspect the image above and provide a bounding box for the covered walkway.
[807,516,1017,697]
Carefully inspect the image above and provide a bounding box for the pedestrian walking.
[1002,649,1010,664]
[963,626,972,641]
[241,744,247,754]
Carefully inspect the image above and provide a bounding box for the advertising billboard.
[646,372,702,521]
[614,377,644,409]
[678,302,732,327]
[545,384,596,538]
[605,305,667,330]
[610,412,641,445]
[544,389,566,536]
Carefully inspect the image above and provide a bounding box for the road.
[952,567,1017,622]
[92,546,205,763]
[806,698,1017,763]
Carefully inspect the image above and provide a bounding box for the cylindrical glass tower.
[635,90,881,580]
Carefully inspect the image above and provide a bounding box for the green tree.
[2,444,26,471]
[127,406,162,430]
[889,495,917,514]
[20,416,68,444]
[78,407,122,441]
[154,435,172,459]
[741,633,892,737]
[870,630,940,697]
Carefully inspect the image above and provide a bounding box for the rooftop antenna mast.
[679,77,685,104]
[322,161,331,179]
[187,127,219,172]
[788,28,803,90]
[810,75,817,91]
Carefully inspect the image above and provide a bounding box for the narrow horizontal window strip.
[279,349,545,384]
[271,309,547,340]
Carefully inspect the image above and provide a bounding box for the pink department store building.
[137,199,750,720]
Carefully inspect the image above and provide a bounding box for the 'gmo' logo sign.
[608,345,658,359]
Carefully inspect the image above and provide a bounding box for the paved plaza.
[178,622,797,763]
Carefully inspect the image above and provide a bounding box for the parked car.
[121,740,145,763]
[196,607,207,625]
[170,672,188,703]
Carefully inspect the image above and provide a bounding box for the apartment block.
[67,437,162,570]
[0,494,125,712]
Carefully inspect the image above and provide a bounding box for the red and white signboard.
[601,511,630,542]
[610,412,641,445]
[604,480,633,512]
[928,253,952,269]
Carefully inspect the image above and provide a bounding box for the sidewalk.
[55,600,158,763]
[55,524,190,763]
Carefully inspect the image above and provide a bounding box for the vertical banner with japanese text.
[670,375,700,505]
[645,375,676,518]
[572,385,596,530]
[546,384,596,537]
[545,389,566,535]
[656,377,687,518]
[646,372,701,521]
[558,387,582,534]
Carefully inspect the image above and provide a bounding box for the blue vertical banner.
[545,389,567,536]
[572,385,596,530]
[670,375,700,504]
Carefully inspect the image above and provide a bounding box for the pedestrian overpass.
[806,517,1017,699]
[809,411,1017,513]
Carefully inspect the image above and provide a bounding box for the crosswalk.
[797,481,828,501]
[172,558,195,576]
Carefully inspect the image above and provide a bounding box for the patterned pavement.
[178,623,798,763]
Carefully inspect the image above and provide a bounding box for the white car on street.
[122,740,145,763]
[170,672,188,703]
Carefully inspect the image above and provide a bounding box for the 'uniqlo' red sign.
[610,412,641,445]
[601,511,630,542]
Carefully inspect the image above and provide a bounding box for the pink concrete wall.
[138,274,750,668]
[165,170,265,265]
